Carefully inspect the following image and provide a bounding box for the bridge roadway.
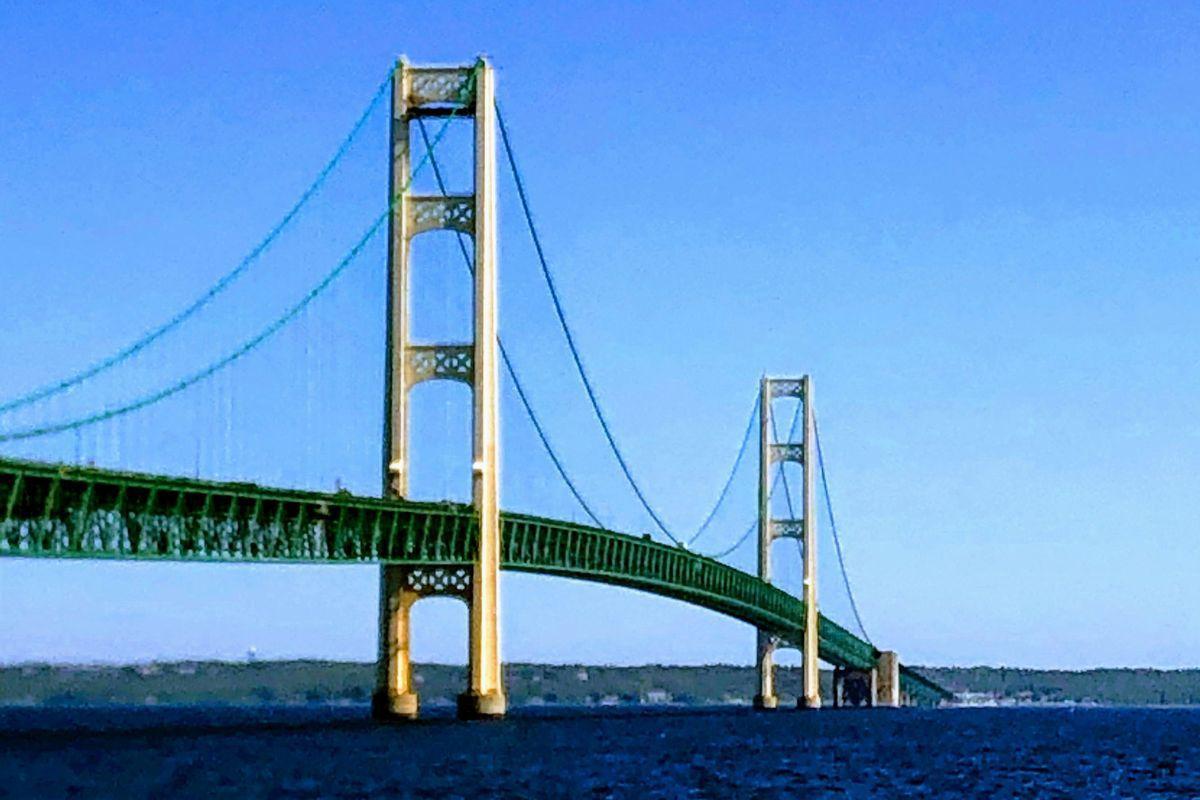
[0,457,948,705]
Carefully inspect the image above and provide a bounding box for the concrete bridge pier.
[373,565,421,720]
[831,664,875,708]
[830,650,902,708]
[875,650,901,707]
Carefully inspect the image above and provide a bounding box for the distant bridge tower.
[373,57,505,721]
[754,375,821,710]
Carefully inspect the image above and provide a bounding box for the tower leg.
[372,565,420,720]
[457,59,505,721]
[754,377,777,711]
[799,374,821,709]
[457,566,506,719]
[753,631,778,709]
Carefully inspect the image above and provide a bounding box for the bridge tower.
[754,375,821,710]
[373,57,506,721]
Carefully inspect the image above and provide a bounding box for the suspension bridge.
[0,57,949,718]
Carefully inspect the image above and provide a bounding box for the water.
[1,706,1198,798]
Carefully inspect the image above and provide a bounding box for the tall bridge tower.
[373,57,506,721]
[754,375,821,710]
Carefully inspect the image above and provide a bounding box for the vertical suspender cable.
[704,400,801,560]
[0,67,397,415]
[496,102,682,545]
[686,394,759,545]
[769,401,803,518]
[813,413,872,644]
[0,85,469,444]
[415,119,605,529]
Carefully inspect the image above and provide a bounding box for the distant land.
[3,661,1200,708]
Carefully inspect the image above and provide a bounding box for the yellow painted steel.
[464,59,505,719]
[800,374,820,709]
[754,377,777,710]
[375,55,414,721]
[756,375,821,710]
[375,57,505,721]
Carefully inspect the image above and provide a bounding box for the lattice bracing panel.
[769,443,805,464]
[409,196,474,236]
[405,566,471,598]
[408,68,476,108]
[771,518,805,540]
[775,636,803,652]
[406,344,473,386]
[769,380,804,399]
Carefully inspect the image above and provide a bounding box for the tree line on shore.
[3,661,1199,707]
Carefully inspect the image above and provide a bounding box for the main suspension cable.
[814,412,872,644]
[415,119,605,529]
[705,517,757,560]
[0,65,398,416]
[702,399,801,560]
[686,394,759,545]
[0,80,469,444]
[496,102,682,545]
[770,401,803,519]
[771,400,812,597]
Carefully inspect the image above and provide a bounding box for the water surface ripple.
[1,706,1198,798]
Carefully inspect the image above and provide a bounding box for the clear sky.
[2,1,1198,670]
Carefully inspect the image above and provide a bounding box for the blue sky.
[1,1,1198,669]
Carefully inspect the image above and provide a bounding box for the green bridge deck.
[0,457,948,704]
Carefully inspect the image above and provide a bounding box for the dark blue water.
[1,706,1198,798]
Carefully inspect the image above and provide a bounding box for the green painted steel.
[0,457,950,704]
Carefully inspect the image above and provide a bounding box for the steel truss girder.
[0,457,949,704]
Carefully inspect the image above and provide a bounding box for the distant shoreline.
[5,661,1200,708]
